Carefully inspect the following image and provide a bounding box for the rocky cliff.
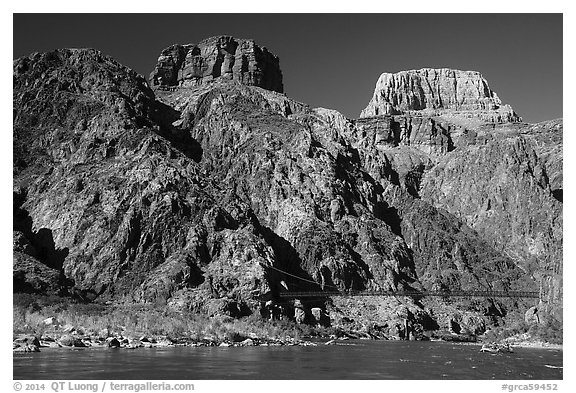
[355,68,561,320]
[360,68,520,124]
[13,38,561,332]
[419,127,563,317]
[149,36,283,93]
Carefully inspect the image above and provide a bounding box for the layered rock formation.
[149,36,283,93]
[360,68,520,124]
[13,38,561,330]
[355,68,561,319]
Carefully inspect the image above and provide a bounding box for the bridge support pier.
[404,318,410,341]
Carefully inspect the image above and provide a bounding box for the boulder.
[13,343,40,352]
[14,335,41,349]
[156,337,175,347]
[40,341,61,348]
[125,342,142,349]
[240,338,254,346]
[58,334,86,347]
[106,337,120,348]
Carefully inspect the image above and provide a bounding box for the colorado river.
[13,340,563,380]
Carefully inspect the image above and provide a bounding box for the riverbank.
[11,304,454,352]
[13,294,348,352]
[12,312,412,353]
[13,294,561,353]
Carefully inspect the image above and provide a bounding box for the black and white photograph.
[8,6,567,387]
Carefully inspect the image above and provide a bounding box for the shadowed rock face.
[13,40,561,327]
[419,131,563,312]
[149,36,283,93]
[360,68,520,123]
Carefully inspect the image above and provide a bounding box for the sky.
[13,13,563,123]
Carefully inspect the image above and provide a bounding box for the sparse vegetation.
[13,294,339,343]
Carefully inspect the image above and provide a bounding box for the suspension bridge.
[276,290,539,299]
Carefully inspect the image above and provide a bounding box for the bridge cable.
[264,264,341,290]
[263,264,538,298]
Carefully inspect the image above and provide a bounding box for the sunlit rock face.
[360,68,520,123]
[149,36,283,93]
[356,66,561,319]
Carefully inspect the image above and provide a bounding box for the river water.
[13,340,562,380]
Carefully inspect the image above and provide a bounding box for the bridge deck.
[276,290,539,299]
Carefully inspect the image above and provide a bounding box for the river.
[13,340,562,380]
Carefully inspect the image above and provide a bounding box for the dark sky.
[13,14,562,123]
